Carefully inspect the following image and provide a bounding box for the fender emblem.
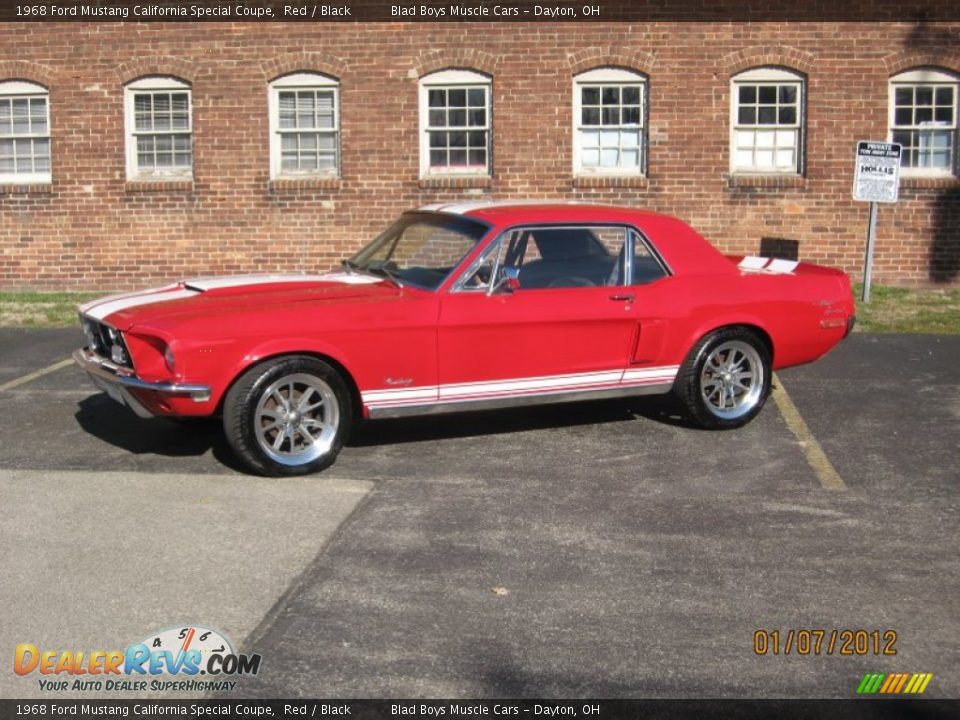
[384,377,413,386]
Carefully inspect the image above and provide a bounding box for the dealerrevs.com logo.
[14,625,262,693]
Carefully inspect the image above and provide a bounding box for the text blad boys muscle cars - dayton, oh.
[74,202,855,476]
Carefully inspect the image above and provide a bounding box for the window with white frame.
[731,67,804,174]
[890,68,958,176]
[419,69,491,176]
[124,76,192,181]
[573,67,646,175]
[0,80,51,184]
[269,72,340,179]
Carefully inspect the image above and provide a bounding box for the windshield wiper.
[367,261,403,288]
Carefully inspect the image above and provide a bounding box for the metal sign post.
[852,141,902,303]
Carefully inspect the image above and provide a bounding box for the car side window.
[462,225,627,291]
[630,229,668,285]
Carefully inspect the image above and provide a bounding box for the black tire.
[673,327,771,430]
[223,355,352,476]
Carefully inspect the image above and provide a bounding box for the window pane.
[778,85,797,104]
[622,86,641,105]
[582,87,600,105]
[318,133,336,150]
[430,149,447,167]
[758,106,776,124]
[621,131,639,148]
[317,111,334,129]
[755,149,775,167]
[428,89,445,108]
[735,149,754,167]
[738,107,756,124]
[153,94,170,113]
[778,106,797,124]
[915,107,933,123]
[582,107,600,125]
[894,107,913,125]
[602,107,619,125]
[12,99,29,133]
[448,89,466,107]
[776,148,795,167]
[600,148,619,167]
[468,149,486,166]
[916,87,933,105]
[934,107,953,123]
[449,149,467,165]
[449,131,466,148]
[758,86,776,103]
[739,85,756,103]
[582,148,600,166]
[469,109,485,126]
[467,88,485,107]
[580,129,599,148]
[1,156,16,173]
[600,130,620,147]
[623,106,641,125]
[755,130,775,148]
[894,87,913,106]
[429,109,446,127]
[449,109,466,127]
[430,131,447,148]
[621,149,639,168]
[468,131,485,147]
[602,87,619,105]
[934,87,953,105]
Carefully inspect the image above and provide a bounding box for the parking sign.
[853,141,902,203]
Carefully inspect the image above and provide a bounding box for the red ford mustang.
[75,202,855,476]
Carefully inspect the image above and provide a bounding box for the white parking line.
[0,357,74,392]
[771,372,847,491]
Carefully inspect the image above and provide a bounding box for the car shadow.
[73,394,249,473]
[74,391,699,471]
[349,393,698,448]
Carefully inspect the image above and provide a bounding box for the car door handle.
[609,293,635,302]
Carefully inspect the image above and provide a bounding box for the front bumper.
[73,348,211,419]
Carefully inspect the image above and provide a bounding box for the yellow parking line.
[0,358,74,392]
[771,372,847,491]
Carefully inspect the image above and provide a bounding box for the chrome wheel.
[254,373,340,466]
[699,340,764,420]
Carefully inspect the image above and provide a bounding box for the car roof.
[416,201,735,276]
[418,200,675,225]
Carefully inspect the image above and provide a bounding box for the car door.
[437,224,640,405]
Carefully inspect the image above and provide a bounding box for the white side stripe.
[362,366,680,409]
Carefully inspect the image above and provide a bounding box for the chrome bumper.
[73,348,211,418]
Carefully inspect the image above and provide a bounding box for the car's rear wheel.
[674,327,771,429]
[223,356,351,476]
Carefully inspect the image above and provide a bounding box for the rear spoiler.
[727,255,847,278]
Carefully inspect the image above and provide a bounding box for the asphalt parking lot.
[0,328,957,699]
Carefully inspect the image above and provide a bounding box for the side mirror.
[489,266,521,295]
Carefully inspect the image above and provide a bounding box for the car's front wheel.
[223,356,352,476]
[674,327,771,429]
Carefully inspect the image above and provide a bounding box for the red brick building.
[1,19,958,289]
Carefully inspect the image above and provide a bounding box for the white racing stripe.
[81,288,200,321]
[738,256,799,274]
[362,365,680,409]
[79,273,381,322]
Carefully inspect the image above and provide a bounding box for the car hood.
[78,273,399,331]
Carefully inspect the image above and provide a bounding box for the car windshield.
[344,212,488,291]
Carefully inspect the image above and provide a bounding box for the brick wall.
[1,21,958,290]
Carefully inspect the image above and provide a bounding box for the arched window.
[269,72,340,179]
[890,67,958,176]
[573,67,647,175]
[730,67,805,175]
[124,76,192,181]
[419,69,491,177]
[0,80,50,184]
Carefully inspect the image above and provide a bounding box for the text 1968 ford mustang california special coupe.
[75,202,855,476]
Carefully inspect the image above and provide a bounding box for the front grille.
[81,316,134,369]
